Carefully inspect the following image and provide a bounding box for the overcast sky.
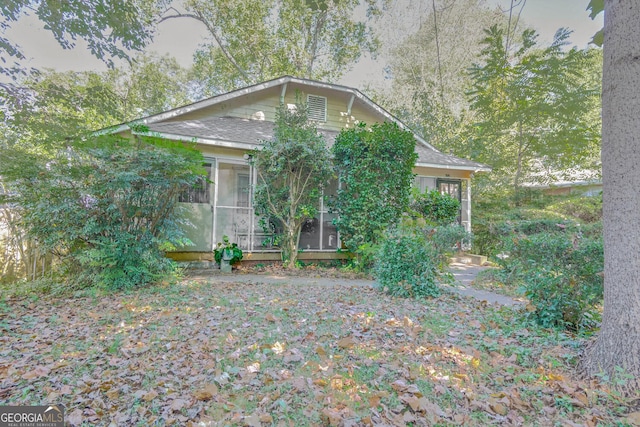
[5,0,603,89]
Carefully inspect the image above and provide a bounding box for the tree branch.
[158,10,252,84]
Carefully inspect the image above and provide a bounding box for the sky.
[4,0,603,89]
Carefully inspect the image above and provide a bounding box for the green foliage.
[4,56,193,146]
[410,189,460,225]
[546,195,602,223]
[374,229,440,298]
[374,224,470,298]
[331,122,418,252]
[185,0,385,94]
[0,0,163,84]
[472,194,602,257]
[250,101,333,268]
[1,134,205,290]
[382,0,510,155]
[468,25,601,202]
[427,224,471,269]
[498,231,603,331]
[213,236,243,265]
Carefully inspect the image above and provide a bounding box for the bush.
[374,229,440,298]
[547,195,602,223]
[1,134,205,290]
[374,225,471,298]
[427,224,471,268]
[410,189,460,226]
[331,122,417,252]
[499,231,603,331]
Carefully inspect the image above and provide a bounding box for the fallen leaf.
[171,398,187,412]
[321,408,342,426]
[313,378,328,387]
[626,412,640,426]
[259,413,273,423]
[21,365,50,380]
[67,409,83,426]
[369,394,381,408]
[490,402,508,415]
[143,390,158,402]
[244,414,261,427]
[106,389,119,400]
[337,336,355,349]
[194,383,218,401]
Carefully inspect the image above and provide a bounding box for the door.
[179,162,215,251]
[215,161,252,250]
[437,178,462,224]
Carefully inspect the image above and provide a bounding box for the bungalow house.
[108,76,489,263]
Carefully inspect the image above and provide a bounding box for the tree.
[0,0,164,90]
[0,55,194,282]
[378,0,508,154]
[250,102,333,269]
[0,133,205,289]
[583,0,640,393]
[467,25,600,203]
[331,122,417,253]
[162,0,385,94]
[387,0,506,117]
[3,54,193,146]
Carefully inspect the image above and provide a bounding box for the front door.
[215,161,253,250]
[179,162,215,251]
[437,178,462,224]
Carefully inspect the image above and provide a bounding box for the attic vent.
[307,94,327,122]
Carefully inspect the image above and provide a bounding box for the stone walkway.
[187,264,523,307]
[445,263,524,307]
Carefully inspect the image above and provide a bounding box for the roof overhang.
[415,161,492,173]
[131,129,259,151]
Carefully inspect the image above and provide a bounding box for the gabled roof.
[108,75,490,172]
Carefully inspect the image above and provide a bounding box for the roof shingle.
[145,116,488,171]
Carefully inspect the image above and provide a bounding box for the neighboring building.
[107,76,489,262]
[523,168,602,197]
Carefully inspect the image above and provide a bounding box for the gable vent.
[307,94,327,122]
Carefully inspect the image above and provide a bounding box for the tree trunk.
[513,122,525,206]
[282,219,300,269]
[583,0,640,393]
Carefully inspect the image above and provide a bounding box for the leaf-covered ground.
[1,277,638,426]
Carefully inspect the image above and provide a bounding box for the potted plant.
[214,235,243,272]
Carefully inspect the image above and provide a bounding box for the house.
[522,167,602,197]
[108,76,490,263]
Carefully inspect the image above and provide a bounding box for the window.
[414,176,436,193]
[179,164,211,203]
[237,173,250,207]
[307,94,327,122]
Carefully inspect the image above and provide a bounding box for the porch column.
[466,178,472,233]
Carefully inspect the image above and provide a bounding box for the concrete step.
[449,253,488,266]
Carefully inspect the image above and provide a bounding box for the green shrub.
[499,231,603,331]
[547,195,602,223]
[374,225,471,298]
[1,134,205,290]
[410,189,460,226]
[374,229,440,298]
[427,224,471,268]
[213,235,244,265]
[331,122,417,252]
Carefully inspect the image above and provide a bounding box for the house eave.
[131,130,259,151]
[415,162,492,173]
